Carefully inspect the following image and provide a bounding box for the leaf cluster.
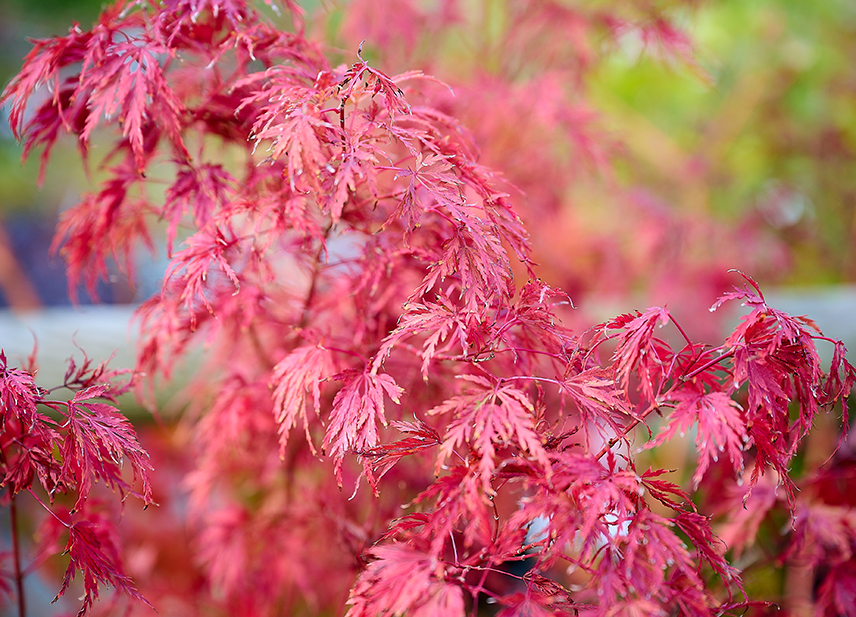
[0,350,153,615]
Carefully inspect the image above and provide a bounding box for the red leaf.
[505,279,574,351]
[430,376,550,493]
[508,451,643,567]
[322,370,404,486]
[52,159,155,302]
[790,502,856,568]
[0,416,62,497]
[648,390,747,488]
[56,518,151,617]
[824,340,856,440]
[163,163,236,254]
[240,73,332,192]
[382,152,465,222]
[77,28,186,172]
[0,350,42,429]
[165,225,241,328]
[62,385,154,510]
[346,544,463,617]
[414,213,513,313]
[338,44,412,120]
[561,367,630,438]
[358,419,441,496]
[595,509,703,609]
[1,25,92,180]
[323,137,379,222]
[152,0,256,47]
[496,592,564,617]
[640,467,691,511]
[715,476,778,558]
[674,511,742,590]
[269,345,334,456]
[816,561,856,617]
[402,466,494,555]
[62,348,133,401]
[610,306,672,403]
[496,572,579,617]
[373,295,478,379]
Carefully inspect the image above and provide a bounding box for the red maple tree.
[2,1,854,616]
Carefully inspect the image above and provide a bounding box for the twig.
[681,348,734,382]
[10,496,26,617]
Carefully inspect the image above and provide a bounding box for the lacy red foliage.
[2,1,855,616]
[0,351,152,615]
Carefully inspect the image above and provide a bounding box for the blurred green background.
[2,0,104,211]
[590,0,856,285]
[1,0,112,309]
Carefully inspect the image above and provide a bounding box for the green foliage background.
[1,0,104,213]
[591,0,856,285]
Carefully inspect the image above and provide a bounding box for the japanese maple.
[1,1,854,617]
[0,349,152,616]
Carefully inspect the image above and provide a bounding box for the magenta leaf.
[62,385,153,510]
[322,370,404,486]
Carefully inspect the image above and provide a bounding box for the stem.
[489,493,501,542]
[27,488,69,527]
[399,343,461,364]
[432,208,457,226]
[584,330,620,362]
[783,545,814,617]
[594,404,661,461]
[501,374,564,389]
[469,565,491,617]
[321,345,368,363]
[490,346,567,362]
[298,223,335,330]
[664,315,706,388]
[681,348,734,382]
[10,495,26,617]
[669,314,694,350]
[247,323,275,369]
[352,191,403,212]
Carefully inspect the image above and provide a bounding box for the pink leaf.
[648,390,747,488]
[430,377,550,493]
[269,345,334,456]
[56,518,151,616]
[346,544,463,617]
[322,370,403,486]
